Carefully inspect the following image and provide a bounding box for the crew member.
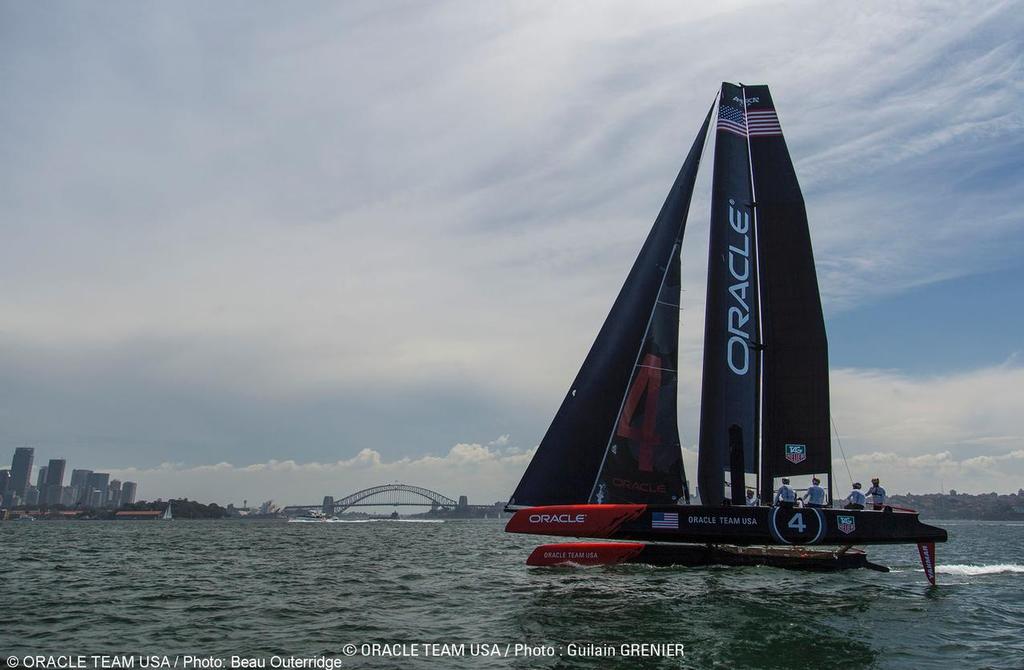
[803,477,827,508]
[844,483,866,510]
[774,478,796,508]
[866,477,887,510]
[745,488,759,506]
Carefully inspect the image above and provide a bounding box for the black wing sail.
[744,85,831,504]
[697,83,760,506]
[508,105,713,508]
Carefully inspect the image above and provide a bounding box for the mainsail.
[744,85,832,504]
[697,83,760,506]
[507,106,713,508]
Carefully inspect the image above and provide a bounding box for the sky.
[1,1,1022,505]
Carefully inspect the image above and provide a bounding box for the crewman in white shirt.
[866,477,887,510]
[745,489,759,506]
[803,477,827,508]
[844,483,866,510]
[774,478,796,507]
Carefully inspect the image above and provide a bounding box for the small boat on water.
[288,510,341,523]
[504,82,946,583]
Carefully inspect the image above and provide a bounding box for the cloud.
[838,449,1024,495]
[101,360,1024,504]
[107,438,534,506]
[823,362,1024,493]
[0,1,1021,495]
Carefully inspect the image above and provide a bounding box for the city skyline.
[0,446,137,509]
[0,2,1022,503]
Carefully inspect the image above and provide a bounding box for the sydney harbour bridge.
[281,483,504,517]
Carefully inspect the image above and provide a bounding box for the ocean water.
[2,519,1022,669]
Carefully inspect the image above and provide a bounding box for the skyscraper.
[0,469,10,501]
[121,481,137,505]
[44,459,66,505]
[45,459,66,487]
[10,447,34,497]
[86,472,110,508]
[71,469,93,504]
[108,479,122,508]
[36,466,48,489]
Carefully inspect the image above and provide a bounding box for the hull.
[506,503,947,546]
[527,542,889,572]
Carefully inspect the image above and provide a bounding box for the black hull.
[506,503,948,547]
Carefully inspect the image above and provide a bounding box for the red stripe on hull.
[527,542,646,566]
[505,504,645,537]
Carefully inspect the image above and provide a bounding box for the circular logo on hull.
[769,507,826,545]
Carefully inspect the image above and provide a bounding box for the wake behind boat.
[504,82,947,583]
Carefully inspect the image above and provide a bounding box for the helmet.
[871,477,880,483]
[853,482,862,489]
[812,477,820,484]
[781,478,790,484]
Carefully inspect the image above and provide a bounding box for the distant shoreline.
[888,492,1024,521]
[5,492,1022,522]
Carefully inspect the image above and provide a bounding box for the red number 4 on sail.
[616,353,663,472]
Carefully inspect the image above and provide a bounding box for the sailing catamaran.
[504,83,946,583]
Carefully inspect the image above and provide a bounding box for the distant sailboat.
[162,501,172,520]
[505,82,945,582]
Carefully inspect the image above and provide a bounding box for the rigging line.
[831,415,855,489]
[698,94,717,165]
[587,240,682,503]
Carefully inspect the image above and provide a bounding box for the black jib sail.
[697,83,760,506]
[507,105,713,508]
[743,85,832,504]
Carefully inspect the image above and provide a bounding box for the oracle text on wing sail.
[726,198,753,376]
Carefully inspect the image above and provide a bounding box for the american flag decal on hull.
[747,108,782,136]
[651,512,679,529]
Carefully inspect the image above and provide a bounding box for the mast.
[508,104,714,508]
[697,83,760,506]
[741,84,766,507]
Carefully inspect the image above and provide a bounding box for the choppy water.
[2,519,1022,669]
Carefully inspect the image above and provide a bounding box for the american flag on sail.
[717,103,747,137]
[747,107,782,137]
[651,512,679,529]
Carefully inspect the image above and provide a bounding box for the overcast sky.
[2,1,1022,504]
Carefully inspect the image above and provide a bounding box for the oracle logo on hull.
[528,513,587,524]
